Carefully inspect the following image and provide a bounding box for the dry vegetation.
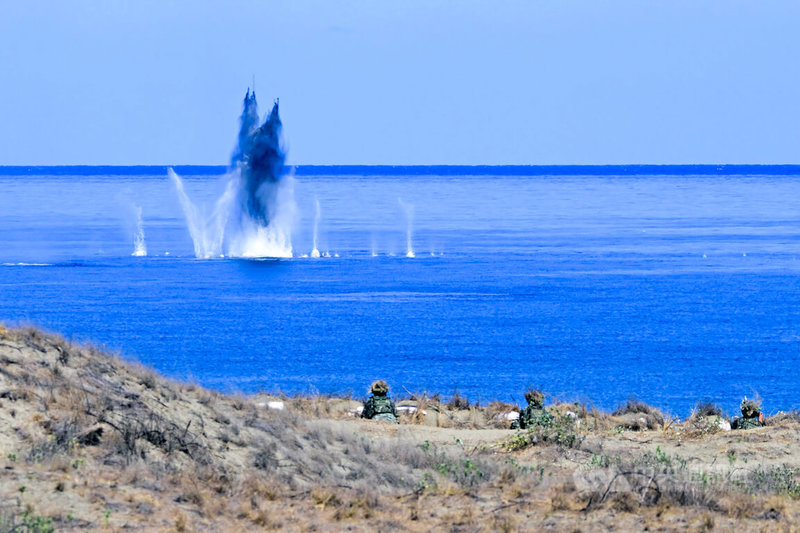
[2,324,800,531]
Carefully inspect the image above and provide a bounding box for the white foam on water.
[226,174,295,258]
[228,222,293,258]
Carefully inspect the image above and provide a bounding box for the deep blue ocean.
[2,165,800,417]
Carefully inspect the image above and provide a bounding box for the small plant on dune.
[311,488,341,508]
[484,401,519,429]
[612,399,665,431]
[746,465,800,498]
[502,431,531,452]
[416,440,497,490]
[408,396,430,425]
[685,401,728,436]
[446,391,470,411]
[638,445,687,474]
[692,402,724,418]
[502,412,583,451]
[138,371,157,390]
[0,507,54,533]
[25,419,84,464]
[252,441,278,471]
[589,453,619,469]
[431,457,486,488]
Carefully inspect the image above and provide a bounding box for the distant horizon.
[4,164,800,177]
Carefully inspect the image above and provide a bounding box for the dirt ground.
[2,324,800,532]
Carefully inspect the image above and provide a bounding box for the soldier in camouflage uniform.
[361,380,398,424]
[732,397,765,430]
[511,389,554,429]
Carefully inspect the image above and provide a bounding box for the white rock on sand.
[257,400,285,410]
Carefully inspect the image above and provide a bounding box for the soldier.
[511,389,554,429]
[361,380,398,424]
[732,397,765,430]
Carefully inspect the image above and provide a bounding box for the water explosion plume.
[232,89,287,227]
[131,205,147,257]
[171,89,295,258]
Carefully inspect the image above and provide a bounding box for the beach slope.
[1,325,799,531]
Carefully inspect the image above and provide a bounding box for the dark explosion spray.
[169,88,294,258]
[231,89,287,227]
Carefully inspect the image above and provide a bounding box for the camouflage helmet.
[740,396,761,418]
[370,380,390,396]
[524,389,545,407]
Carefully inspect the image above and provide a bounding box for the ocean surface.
[2,165,800,416]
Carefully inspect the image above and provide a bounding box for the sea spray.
[170,89,295,258]
[227,90,295,258]
[398,198,415,258]
[170,170,205,257]
[169,169,236,258]
[115,194,149,257]
[132,206,147,257]
[225,179,294,259]
[311,198,321,258]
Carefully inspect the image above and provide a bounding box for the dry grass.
[484,400,518,429]
[690,401,725,419]
[612,399,667,430]
[765,410,800,428]
[445,391,471,410]
[680,401,730,439]
[3,324,800,531]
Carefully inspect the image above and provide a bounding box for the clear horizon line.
[3,163,800,177]
[3,163,800,167]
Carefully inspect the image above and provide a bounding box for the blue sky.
[1,1,798,165]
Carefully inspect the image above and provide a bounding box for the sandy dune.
[1,324,799,532]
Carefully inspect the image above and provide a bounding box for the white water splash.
[226,217,293,258]
[398,198,415,258]
[370,233,378,257]
[169,168,236,259]
[131,205,147,257]
[310,198,321,258]
[226,172,295,259]
[170,167,294,259]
